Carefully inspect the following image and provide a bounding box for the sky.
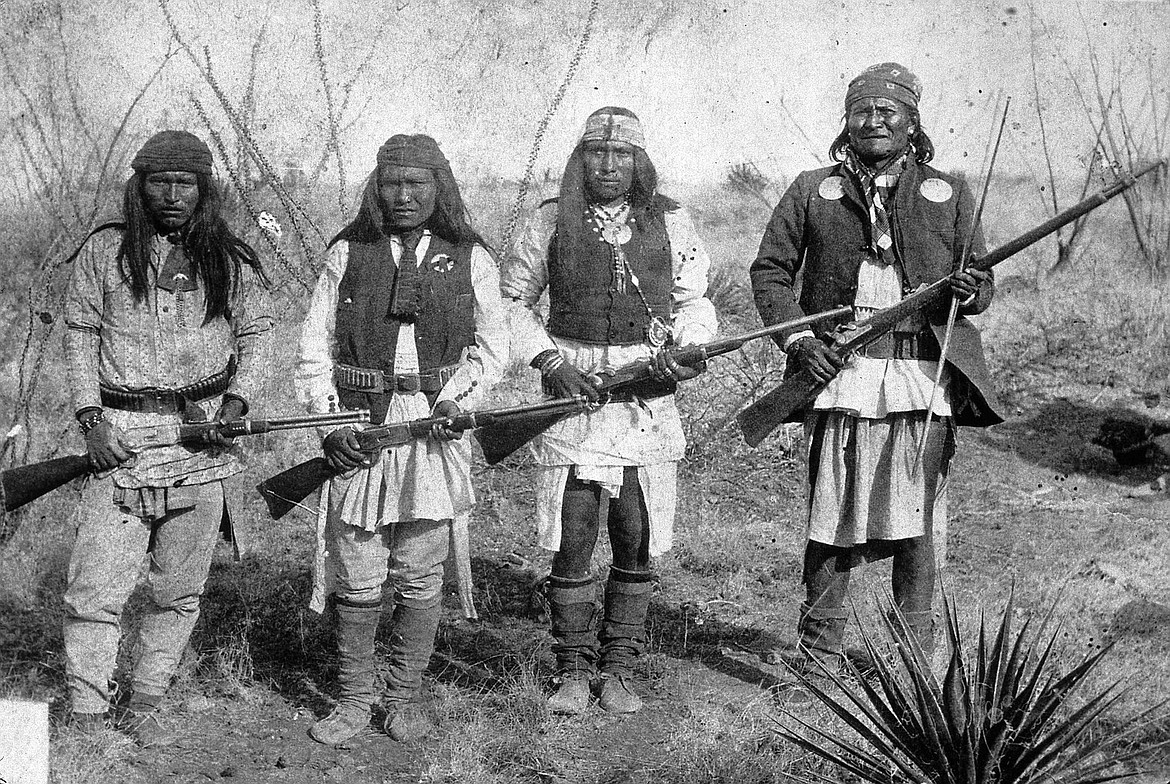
[1,0,1167,199]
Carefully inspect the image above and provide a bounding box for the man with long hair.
[62,130,274,741]
[503,107,717,715]
[296,134,506,745]
[750,63,1003,694]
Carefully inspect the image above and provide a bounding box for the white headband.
[580,113,646,149]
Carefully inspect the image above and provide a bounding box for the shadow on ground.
[978,397,1165,486]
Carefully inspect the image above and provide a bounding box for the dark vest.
[546,204,673,345]
[333,233,475,414]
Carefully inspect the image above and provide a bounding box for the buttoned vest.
[333,233,475,412]
[546,202,673,345]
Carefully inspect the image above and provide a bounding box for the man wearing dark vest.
[295,135,506,745]
[62,130,274,743]
[750,63,1002,693]
[503,107,717,715]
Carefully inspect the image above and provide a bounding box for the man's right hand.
[543,363,601,402]
[85,420,134,471]
[323,427,372,472]
[788,336,844,384]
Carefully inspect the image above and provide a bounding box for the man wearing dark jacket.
[750,63,1002,685]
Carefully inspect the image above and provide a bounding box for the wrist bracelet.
[78,408,105,435]
[533,349,565,376]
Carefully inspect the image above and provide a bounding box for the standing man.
[296,135,507,745]
[750,63,1003,684]
[62,130,275,742]
[504,107,717,715]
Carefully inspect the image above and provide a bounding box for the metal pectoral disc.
[646,315,671,347]
[601,223,632,246]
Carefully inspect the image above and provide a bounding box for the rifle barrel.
[970,159,1164,273]
[257,410,371,430]
[698,306,853,359]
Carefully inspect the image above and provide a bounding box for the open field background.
[3,1,1170,782]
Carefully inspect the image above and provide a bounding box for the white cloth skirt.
[804,410,951,559]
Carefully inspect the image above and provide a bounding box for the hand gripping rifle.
[472,306,854,466]
[1,410,371,513]
[256,396,597,520]
[737,158,1167,447]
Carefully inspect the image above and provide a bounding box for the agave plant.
[773,592,1167,784]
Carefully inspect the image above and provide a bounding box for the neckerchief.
[844,148,907,263]
[387,229,425,320]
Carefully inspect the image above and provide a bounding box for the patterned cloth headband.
[580,112,646,149]
[845,62,922,111]
[376,134,450,170]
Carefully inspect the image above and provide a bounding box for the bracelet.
[77,408,105,435]
[532,349,565,375]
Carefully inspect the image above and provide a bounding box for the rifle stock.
[0,410,369,514]
[256,457,334,520]
[736,158,1166,446]
[2,454,93,513]
[256,397,592,519]
[472,306,853,465]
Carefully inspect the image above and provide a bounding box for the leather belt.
[334,362,459,395]
[100,358,236,415]
[857,331,941,361]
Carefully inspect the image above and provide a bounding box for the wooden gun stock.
[2,454,93,513]
[256,457,334,520]
[473,306,852,465]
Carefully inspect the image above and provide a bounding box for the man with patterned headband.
[503,107,717,715]
[62,130,274,742]
[750,63,1003,692]
[296,134,506,744]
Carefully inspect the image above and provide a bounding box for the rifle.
[257,396,596,520]
[1,410,370,513]
[737,158,1167,447]
[472,306,854,466]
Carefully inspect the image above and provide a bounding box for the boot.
[122,692,168,748]
[597,568,652,714]
[796,601,847,676]
[547,575,599,715]
[310,599,380,745]
[890,608,936,659]
[779,602,849,706]
[380,603,441,742]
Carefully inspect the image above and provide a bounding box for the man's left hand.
[206,397,247,447]
[431,400,464,442]
[651,348,705,382]
[948,268,991,303]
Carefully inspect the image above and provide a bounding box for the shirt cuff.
[784,329,816,350]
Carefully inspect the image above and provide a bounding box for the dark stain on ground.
[1110,599,1170,640]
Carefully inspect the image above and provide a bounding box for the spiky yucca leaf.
[773,591,1167,784]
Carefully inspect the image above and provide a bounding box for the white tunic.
[503,202,718,556]
[295,232,508,610]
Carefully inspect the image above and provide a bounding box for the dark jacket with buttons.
[750,158,1003,427]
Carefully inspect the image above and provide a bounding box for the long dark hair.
[828,108,936,165]
[330,166,491,253]
[119,173,268,323]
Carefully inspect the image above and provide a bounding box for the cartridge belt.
[856,330,941,361]
[99,358,236,415]
[333,362,459,396]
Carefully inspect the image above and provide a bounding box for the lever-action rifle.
[472,306,854,466]
[257,396,596,520]
[1,410,371,513]
[737,159,1166,447]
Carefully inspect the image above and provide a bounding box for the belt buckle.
[397,374,422,394]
